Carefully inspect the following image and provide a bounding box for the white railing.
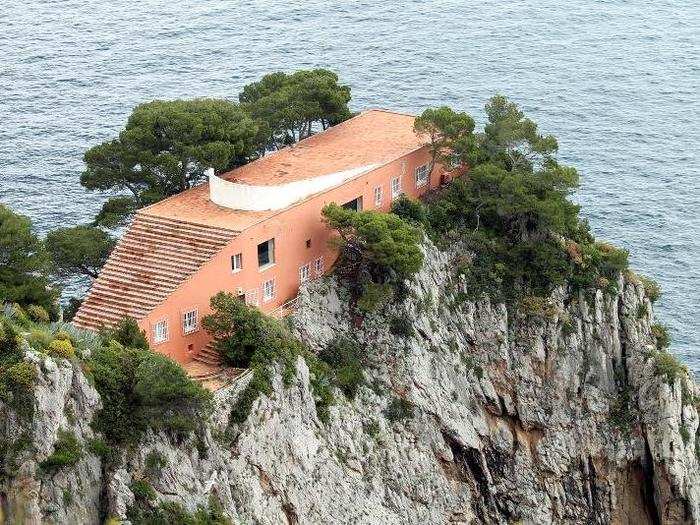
[270,295,301,319]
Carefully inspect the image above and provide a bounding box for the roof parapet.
[208,164,379,211]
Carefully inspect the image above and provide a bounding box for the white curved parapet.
[208,164,378,212]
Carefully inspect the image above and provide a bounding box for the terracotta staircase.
[73,213,239,331]
[193,341,223,366]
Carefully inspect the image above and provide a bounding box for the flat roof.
[141,109,422,230]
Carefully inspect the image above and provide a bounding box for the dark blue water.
[1,1,698,374]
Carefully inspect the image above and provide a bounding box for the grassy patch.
[39,430,82,473]
[384,397,414,423]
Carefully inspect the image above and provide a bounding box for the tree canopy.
[413,95,629,299]
[46,225,115,279]
[414,106,477,173]
[82,98,262,226]
[240,69,352,151]
[322,203,424,284]
[0,204,57,312]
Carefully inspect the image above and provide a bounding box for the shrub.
[651,323,671,350]
[53,330,72,342]
[318,336,365,400]
[654,351,687,385]
[48,339,75,359]
[0,320,37,419]
[89,341,212,445]
[384,397,414,422]
[389,316,414,337]
[103,317,149,350]
[26,305,50,323]
[322,203,424,284]
[638,275,662,303]
[356,282,392,314]
[390,195,427,224]
[27,329,53,351]
[87,438,115,462]
[39,430,82,472]
[145,451,167,474]
[130,479,156,503]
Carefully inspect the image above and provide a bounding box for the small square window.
[153,319,168,344]
[231,253,242,272]
[374,186,383,207]
[262,279,276,303]
[299,263,310,284]
[182,309,197,334]
[415,164,429,188]
[314,256,324,276]
[391,177,401,199]
[306,239,312,248]
[245,289,259,306]
[258,239,275,268]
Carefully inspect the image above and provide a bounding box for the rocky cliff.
[1,243,698,524]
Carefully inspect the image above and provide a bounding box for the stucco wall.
[140,146,452,363]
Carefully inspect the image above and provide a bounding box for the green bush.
[384,397,414,423]
[87,438,115,462]
[356,282,392,314]
[0,320,37,419]
[39,430,82,473]
[27,329,53,351]
[48,339,75,359]
[637,275,662,303]
[102,317,149,349]
[145,451,167,473]
[204,293,335,428]
[130,479,156,503]
[654,351,686,385]
[322,203,424,285]
[651,323,671,350]
[54,330,72,342]
[26,305,50,323]
[389,316,414,337]
[390,195,427,224]
[89,341,212,445]
[318,336,365,400]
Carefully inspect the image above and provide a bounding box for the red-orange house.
[73,110,455,364]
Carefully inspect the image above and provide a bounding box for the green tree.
[81,99,262,226]
[89,341,211,444]
[202,292,287,367]
[46,225,115,279]
[103,317,149,350]
[0,204,57,312]
[481,94,558,171]
[240,69,352,151]
[414,106,476,174]
[322,203,424,283]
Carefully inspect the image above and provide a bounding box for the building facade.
[73,110,456,363]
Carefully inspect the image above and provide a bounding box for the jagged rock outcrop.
[1,243,698,524]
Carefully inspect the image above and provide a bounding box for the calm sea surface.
[1,1,698,374]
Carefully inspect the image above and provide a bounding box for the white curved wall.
[208,164,378,211]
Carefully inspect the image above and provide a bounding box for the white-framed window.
[415,164,429,188]
[153,319,168,344]
[299,263,310,284]
[314,256,324,276]
[391,176,401,199]
[245,289,259,306]
[257,238,275,269]
[182,309,198,334]
[262,278,276,303]
[374,186,383,207]
[231,253,242,272]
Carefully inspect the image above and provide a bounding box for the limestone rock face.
[1,243,698,524]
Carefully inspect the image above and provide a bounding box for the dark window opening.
[258,238,275,267]
[342,196,363,212]
[306,239,312,248]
